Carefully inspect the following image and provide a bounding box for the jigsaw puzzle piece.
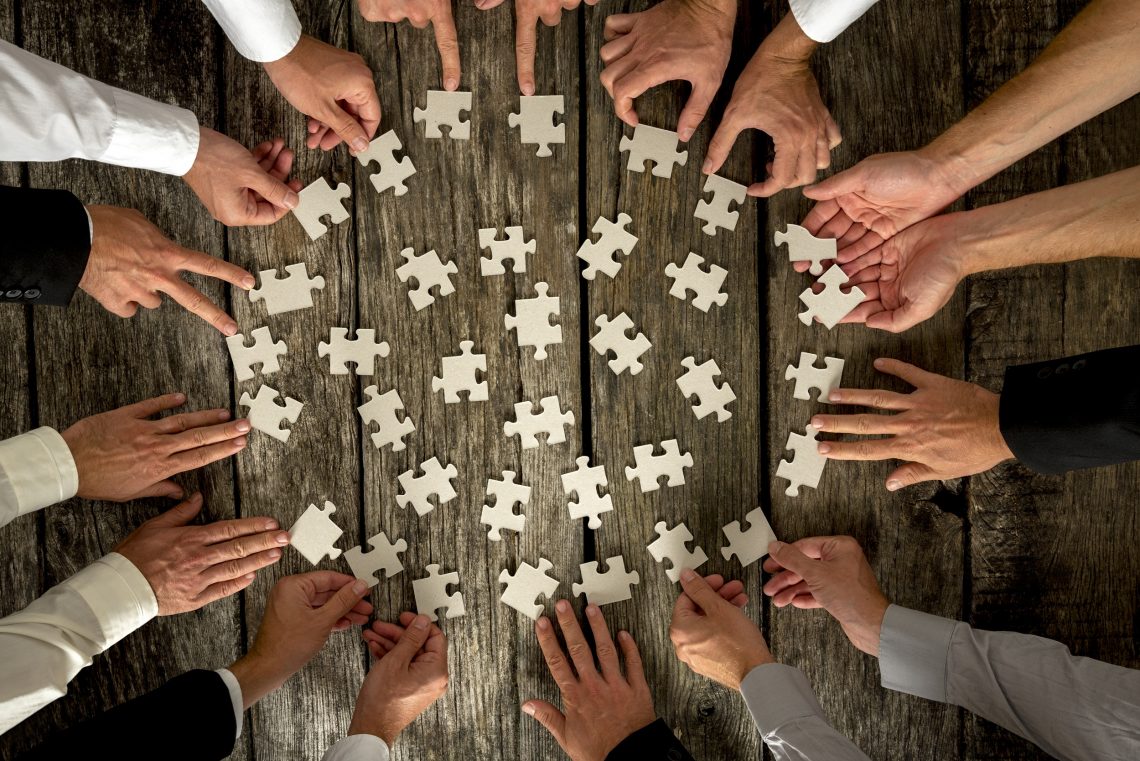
[478,226,536,276]
[505,282,562,360]
[624,439,694,493]
[576,213,637,280]
[775,223,836,276]
[357,385,415,451]
[775,426,827,497]
[344,531,408,584]
[413,90,472,139]
[249,263,325,315]
[431,340,488,402]
[676,356,736,422]
[694,174,747,236]
[784,352,845,402]
[396,457,459,516]
[498,558,559,619]
[226,326,287,381]
[618,124,688,178]
[480,470,530,541]
[560,455,613,530]
[503,395,575,449]
[508,95,565,157]
[395,247,458,311]
[647,520,708,582]
[720,507,777,568]
[238,384,303,442]
[665,252,728,312]
[317,327,390,375]
[413,564,465,621]
[572,556,640,606]
[589,312,652,375]
[293,178,351,240]
[356,130,416,196]
[798,264,865,329]
[288,501,343,565]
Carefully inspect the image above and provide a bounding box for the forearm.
[923,0,1140,193]
[0,428,79,527]
[954,164,1140,274]
[758,10,819,64]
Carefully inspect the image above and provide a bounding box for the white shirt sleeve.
[215,668,244,741]
[0,40,200,175]
[788,0,881,43]
[0,427,79,528]
[200,0,302,63]
[0,552,158,733]
[322,734,391,761]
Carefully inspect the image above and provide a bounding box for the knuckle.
[567,642,589,660]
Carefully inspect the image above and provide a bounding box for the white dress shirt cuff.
[201,0,303,63]
[322,734,391,761]
[0,427,79,524]
[100,87,200,175]
[878,604,957,702]
[215,668,244,740]
[788,0,880,43]
[741,662,829,732]
[68,553,159,645]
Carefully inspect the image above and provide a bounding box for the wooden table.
[1,1,1137,759]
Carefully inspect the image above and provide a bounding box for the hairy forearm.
[922,0,1140,194]
[759,10,819,64]
[957,164,1140,274]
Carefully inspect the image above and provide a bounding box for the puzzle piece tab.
[432,340,488,402]
[589,312,651,376]
[676,356,736,422]
[288,501,343,564]
[357,386,415,451]
[784,352,845,402]
[226,326,287,381]
[508,95,565,157]
[647,521,708,582]
[344,531,408,584]
[798,265,865,329]
[560,455,613,530]
[356,130,416,196]
[665,252,728,312]
[396,247,458,311]
[576,213,637,280]
[480,470,530,541]
[239,384,303,442]
[396,457,458,516]
[619,124,688,178]
[318,327,390,375]
[694,174,747,236]
[498,558,558,619]
[249,263,326,315]
[775,223,835,276]
[572,556,640,606]
[776,425,827,497]
[413,90,472,139]
[505,282,562,360]
[504,395,575,449]
[293,178,351,240]
[478,226,536,276]
[625,439,693,493]
[720,507,777,568]
[413,564,465,621]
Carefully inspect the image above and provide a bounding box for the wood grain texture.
[765,0,965,758]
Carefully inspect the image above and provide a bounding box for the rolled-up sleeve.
[788,0,881,43]
[322,734,390,761]
[0,427,79,527]
[200,0,302,63]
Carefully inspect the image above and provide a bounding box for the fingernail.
[522,703,536,716]
[555,600,570,613]
[818,443,831,454]
[679,128,693,142]
[586,604,599,617]
[681,568,696,582]
[887,480,902,491]
[701,159,713,174]
[264,519,279,531]
[523,83,535,96]
[241,276,256,289]
[445,77,458,91]
[618,630,630,641]
[352,137,369,153]
[874,358,887,368]
[829,390,842,402]
[353,580,368,594]
[412,614,429,630]
[191,492,204,503]
[269,548,282,559]
[769,540,783,552]
[536,616,551,631]
[223,323,238,336]
[243,573,256,581]
[236,420,251,432]
[810,417,823,428]
[234,437,248,448]
[217,410,231,421]
[275,532,290,545]
[175,392,187,402]
[283,191,299,209]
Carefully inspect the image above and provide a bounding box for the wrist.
[847,596,889,657]
[757,10,818,65]
[347,721,399,748]
[229,651,289,710]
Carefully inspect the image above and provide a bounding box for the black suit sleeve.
[0,185,91,306]
[606,718,696,761]
[999,344,1140,475]
[14,669,238,761]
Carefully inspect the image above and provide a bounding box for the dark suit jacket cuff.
[606,718,695,761]
[999,344,1140,474]
[0,185,91,306]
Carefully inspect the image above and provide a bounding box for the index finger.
[159,276,237,336]
[703,116,744,176]
[178,248,257,291]
[198,516,281,544]
[122,392,186,419]
[800,199,841,235]
[432,10,461,90]
[515,8,538,95]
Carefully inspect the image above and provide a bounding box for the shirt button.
[5,289,21,299]
[23,289,40,299]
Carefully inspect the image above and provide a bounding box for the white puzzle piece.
[665,252,728,312]
[293,178,351,240]
[344,531,408,584]
[798,265,865,329]
[694,174,747,236]
[776,425,827,497]
[625,439,693,493]
[239,384,303,442]
[498,558,558,619]
[478,226,536,275]
[504,395,575,449]
[508,95,565,157]
[572,556,640,606]
[413,90,472,139]
[357,386,415,451]
[647,520,708,582]
[676,356,736,422]
[619,124,688,178]
[249,263,326,315]
[560,455,613,530]
[432,340,488,402]
[576,213,637,280]
[785,352,845,402]
[288,501,343,564]
[505,282,562,360]
[589,312,651,375]
[396,457,458,516]
[318,327,390,375]
[356,130,416,196]
[413,564,465,621]
[480,470,530,541]
[775,223,835,276]
[721,507,777,568]
[396,247,458,311]
[226,326,287,381]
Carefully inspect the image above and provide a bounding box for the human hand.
[476,0,597,95]
[762,536,889,656]
[80,206,254,335]
[348,613,449,746]
[263,34,381,154]
[811,357,1013,490]
[598,0,735,141]
[704,11,838,196]
[229,572,373,709]
[60,393,249,502]
[669,570,772,690]
[183,129,301,226]
[522,601,655,761]
[114,493,289,615]
[358,0,460,91]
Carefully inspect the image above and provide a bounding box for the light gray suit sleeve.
[879,604,1140,761]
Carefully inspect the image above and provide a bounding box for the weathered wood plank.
[965,1,1140,759]
[1,0,243,757]
[765,0,965,757]
[582,4,764,757]
[350,6,583,758]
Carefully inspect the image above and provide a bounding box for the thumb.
[150,493,203,526]
[677,83,715,143]
[133,479,186,501]
[768,541,819,580]
[886,461,936,492]
[522,700,567,746]
[247,165,299,210]
[802,168,859,201]
[677,569,726,613]
[387,613,432,662]
[319,578,369,627]
[324,103,370,154]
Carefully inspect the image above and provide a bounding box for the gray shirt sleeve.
[879,604,1140,761]
[740,663,872,761]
